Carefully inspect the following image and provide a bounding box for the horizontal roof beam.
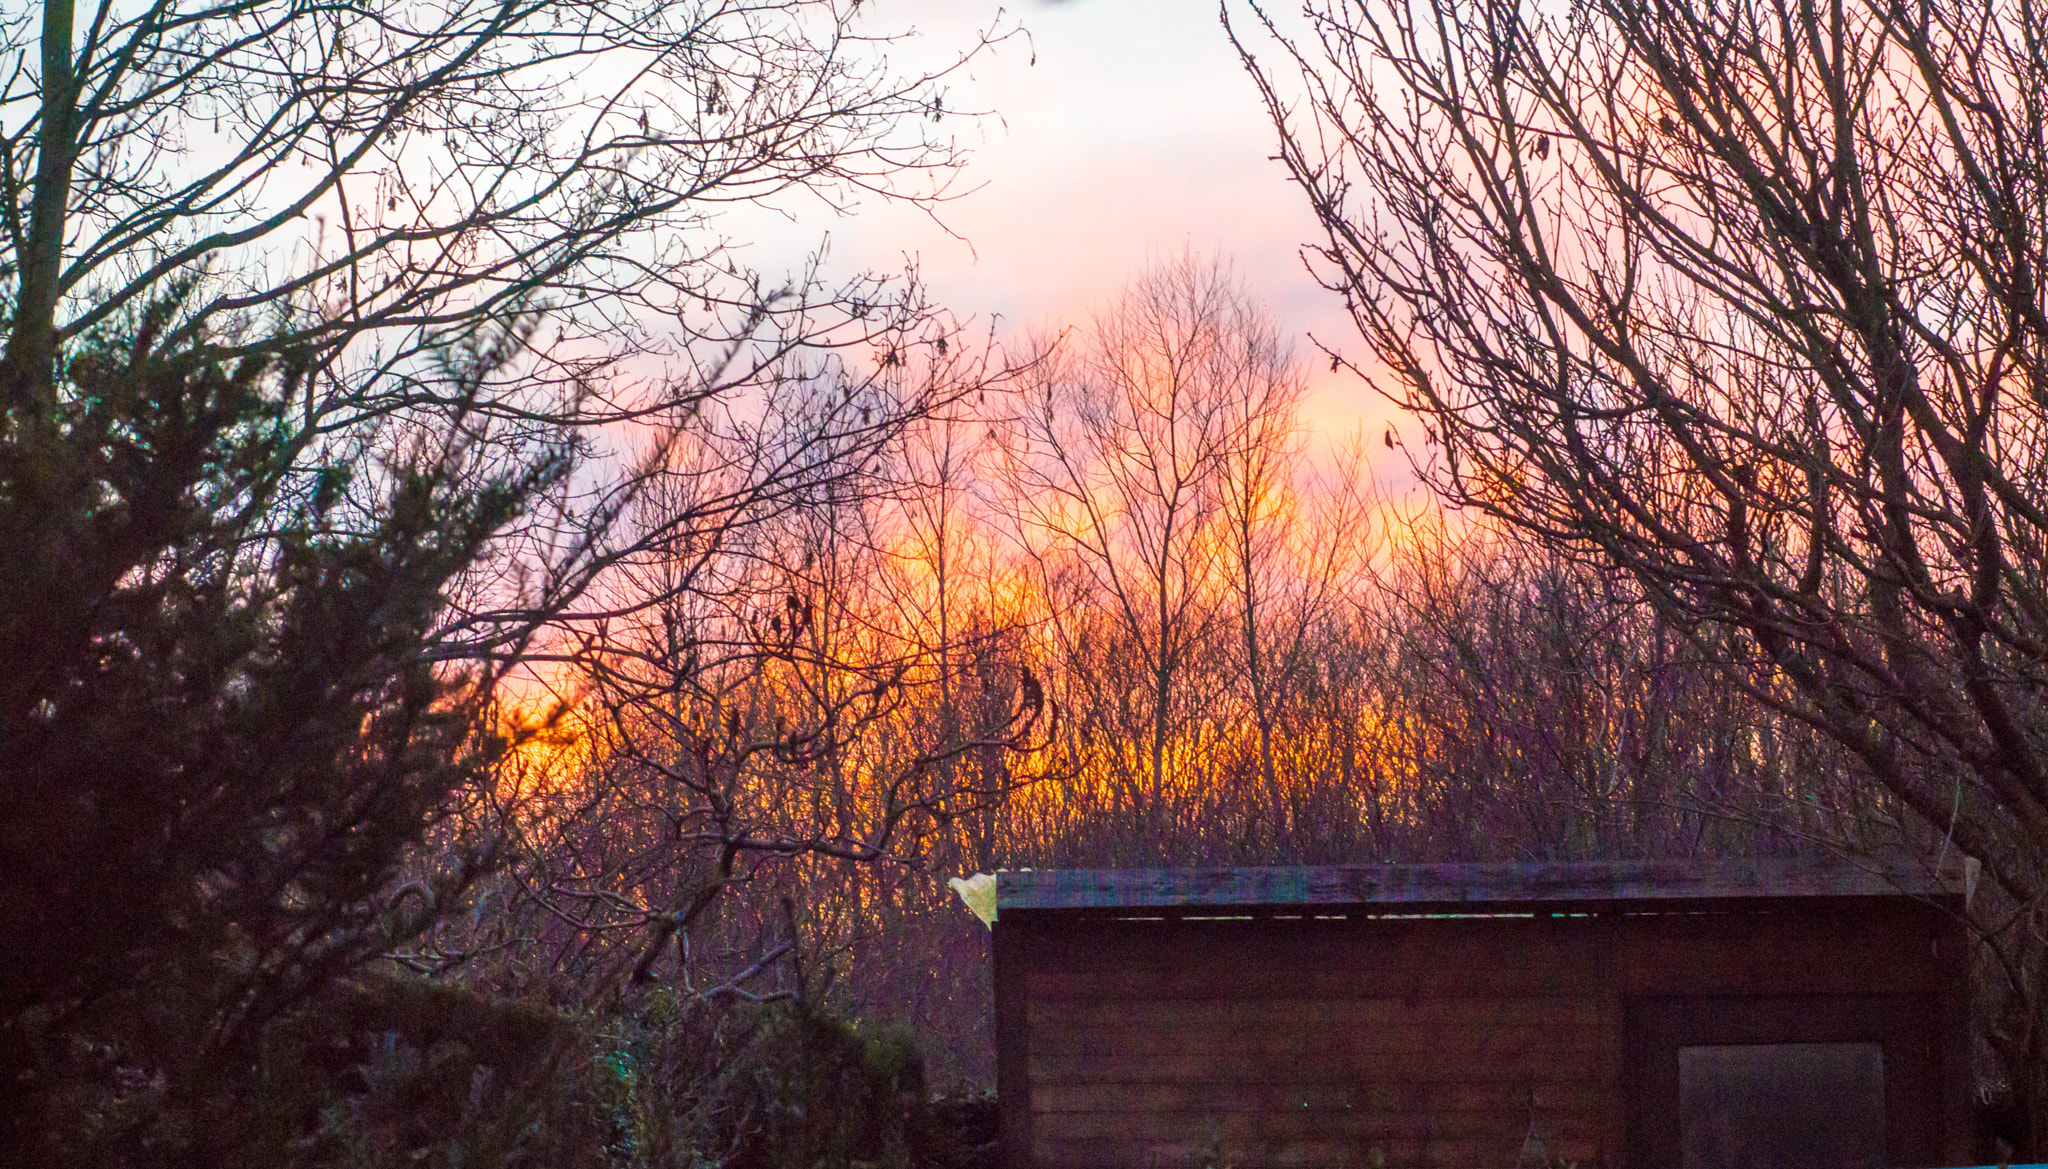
[996,856,1976,914]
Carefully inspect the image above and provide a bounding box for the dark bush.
[594,992,934,1169]
[715,1004,925,1169]
[54,972,605,1169]
[915,1093,1000,1169]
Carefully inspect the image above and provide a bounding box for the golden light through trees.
[424,253,1890,1094]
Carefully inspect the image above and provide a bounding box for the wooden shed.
[992,857,1974,1169]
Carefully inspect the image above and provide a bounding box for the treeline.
[1,252,1924,1168]
[417,255,1907,1093]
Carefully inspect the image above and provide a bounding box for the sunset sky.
[757,0,1397,448]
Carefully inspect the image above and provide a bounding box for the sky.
[749,0,1399,447]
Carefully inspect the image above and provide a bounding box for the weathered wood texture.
[996,856,1975,914]
[1000,891,1969,1169]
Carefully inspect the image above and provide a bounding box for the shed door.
[1677,1042,1886,1169]
[1629,996,1939,1169]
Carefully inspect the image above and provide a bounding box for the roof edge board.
[995,856,1975,913]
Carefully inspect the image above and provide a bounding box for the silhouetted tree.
[995,253,1300,839]
[0,299,568,1164]
[1236,0,2048,1135]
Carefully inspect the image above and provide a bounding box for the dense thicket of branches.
[0,0,1023,1164]
[0,0,1008,670]
[1230,0,2048,1137]
[443,257,1889,1096]
[0,0,990,369]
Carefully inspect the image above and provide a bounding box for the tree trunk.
[7,0,75,405]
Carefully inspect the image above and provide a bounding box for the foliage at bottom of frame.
[43,971,998,1169]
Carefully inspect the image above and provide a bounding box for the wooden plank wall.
[1005,903,1960,1169]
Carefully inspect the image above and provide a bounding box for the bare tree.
[995,252,1298,833]
[1236,0,2048,1134]
[1219,413,1381,851]
[1215,311,1308,840]
[484,346,1049,1003]
[0,0,999,381]
[885,399,1033,871]
[0,0,1012,657]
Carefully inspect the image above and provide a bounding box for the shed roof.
[996,855,1974,914]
